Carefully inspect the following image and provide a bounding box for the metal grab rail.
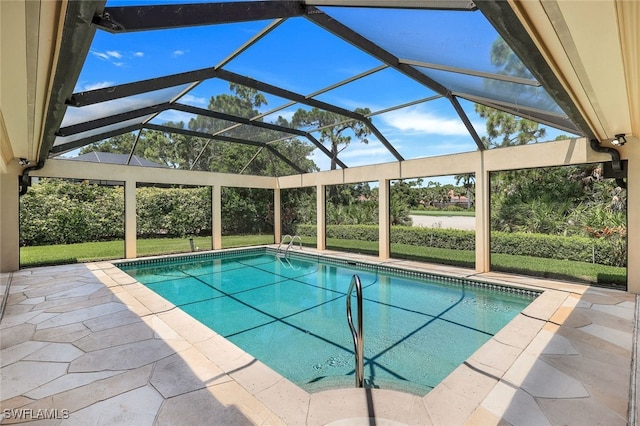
[277,234,292,252]
[289,235,302,251]
[277,234,302,256]
[346,274,364,388]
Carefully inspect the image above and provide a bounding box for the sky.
[66,1,576,179]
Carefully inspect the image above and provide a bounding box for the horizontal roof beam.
[94,1,305,33]
[304,0,477,11]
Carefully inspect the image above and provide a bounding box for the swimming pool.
[118,248,538,395]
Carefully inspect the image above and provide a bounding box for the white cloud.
[90,50,110,61]
[335,143,396,168]
[181,94,207,106]
[89,50,128,67]
[381,107,472,136]
[172,50,186,57]
[134,51,144,57]
[340,145,390,160]
[81,81,114,91]
[263,109,295,124]
[152,110,193,126]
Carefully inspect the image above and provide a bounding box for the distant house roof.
[68,152,167,168]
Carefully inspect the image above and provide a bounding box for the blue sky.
[69,2,576,176]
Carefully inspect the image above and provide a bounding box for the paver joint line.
[462,361,502,382]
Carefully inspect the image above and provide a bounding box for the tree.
[291,108,372,171]
[476,37,546,149]
[475,105,546,148]
[454,174,475,208]
[82,84,316,176]
[186,84,316,176]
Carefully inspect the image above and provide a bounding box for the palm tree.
[454,174,475,208]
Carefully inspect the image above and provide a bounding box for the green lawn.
[20,235,625,288]
[409,210,475,217]
[20,235,274,267]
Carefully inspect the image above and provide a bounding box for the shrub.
[292,224,625,267]
[20,180,212,245]
[136,186,212,238]
[491,231,625,267]
[20,179,124,245]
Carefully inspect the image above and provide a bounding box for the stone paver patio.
[1,247,637,425]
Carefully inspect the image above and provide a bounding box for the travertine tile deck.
[0,247,636,425]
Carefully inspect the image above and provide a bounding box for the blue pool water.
[119,249,537,395]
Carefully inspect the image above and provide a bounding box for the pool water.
[119,250,536,395]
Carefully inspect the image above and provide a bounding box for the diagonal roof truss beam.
[172,103,347,169]
[304,6,490,150]
[145,123,305,173]
[214,69,404,161]
[57,103,171,136]
[50,123,144,155]
[474,0,590,138]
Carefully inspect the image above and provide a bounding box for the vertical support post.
[627,153,639,293]
[124,179,136,259]
[317,184,326,250]
[0,165,20,271]
[475,155,490,272]
[212,185,222,250]
[378,179,390,259]
[274,187,281,245]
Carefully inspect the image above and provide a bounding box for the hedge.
[20,181,275,246]
[20,182,213,245]
[20,181,625,268]
[293,224,626,267]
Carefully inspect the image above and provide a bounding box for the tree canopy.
[291,107,372,170]
[82,84,318,177]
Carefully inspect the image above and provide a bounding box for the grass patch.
[391,244,475,268]
[490,254,626,288]
[20,240,126,267]
[138,237,213,257]
[409,210,475,217]
[222,234,274,248]
[20,235,273,267]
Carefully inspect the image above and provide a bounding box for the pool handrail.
[346,274,364,388]
[277,234,302,256]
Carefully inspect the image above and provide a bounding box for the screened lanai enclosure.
[2,0,638,291]
[52,0,585,171]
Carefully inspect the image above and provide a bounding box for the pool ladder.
[347,274,364,388]
[277,234,302,256]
